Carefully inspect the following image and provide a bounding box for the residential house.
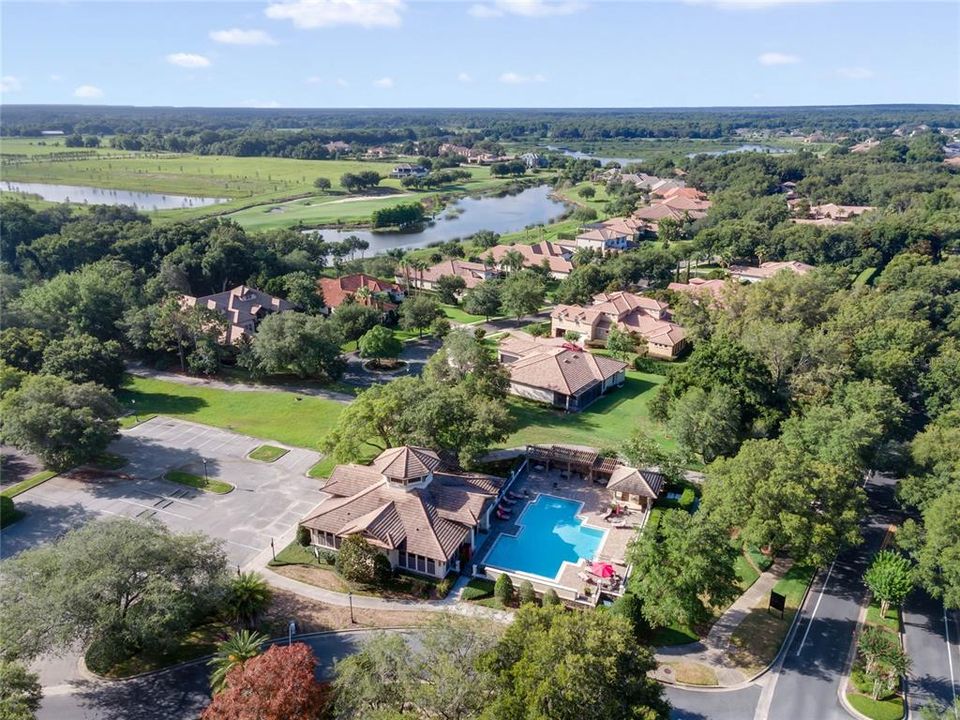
[728,260,815,283]
[607,466,667,512]
[594,216,648,241]
[486,240,574,279]
[653,186,708,202]
[389,164,428,179]
[551,291,687,359]
[667,277,730,301]
[574,227,630,255]
[631,192,711,231]
[519,152,545,168]
[324,140,351,154]
[318,273,404,312]
[497,332,627,411]
[792,203,875,226]
[180,285,291,343]
[299,446,504,579]
[398,259,496,293]
[365,146,392,158]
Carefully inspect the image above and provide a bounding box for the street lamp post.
[348,592,355,624]
[288,620,296,645]
[202,459,208,482]
[270,537,276,561]
[131,399,138,424]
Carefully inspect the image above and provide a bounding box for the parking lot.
[2,418,327,566]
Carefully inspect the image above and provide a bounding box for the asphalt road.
[36,630,401,720]
[904,590,960,716]
[757,473,901,720]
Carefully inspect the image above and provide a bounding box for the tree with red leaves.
[202,643,329,720]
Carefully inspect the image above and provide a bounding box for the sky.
[1,0,958,108]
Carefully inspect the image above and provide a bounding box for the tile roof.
[416,259,491,289]
[502,335,627,396]
[372,446,442,481]
[318,274,400,310]
[181,285,291,342]
[576,227,629,243]
[607,466,666,499]
[487,241,573,276]
[668,277,729,299]
[729,261,815,279]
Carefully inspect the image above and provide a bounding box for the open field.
[225,192,418,230]
[502,370,678,453]
[507,136,813,161]
[116,375,343,450]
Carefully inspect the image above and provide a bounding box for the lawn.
[226,193,417,231]
[659,661,719,686]
[164,470,233,494]
[86,621,232,679]
[846,693,905,720]
[653,625,700,646]
[248,445,290,463]
[502,370,677,453]
[735,553,761,591]
[0,470,57,499]
[268,540,334,568]
[117,375,343,450]
[440,303,487,324]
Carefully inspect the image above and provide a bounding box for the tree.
[500,270,545,324]
[912,490,960,609]
[41,332,125,389]
[494,573,514,606]
[578,186,596,199]
[541,588,560,607]
[606,325,635,362]
[333,632,410,718]
[500,249,525,274]
[282,271,325,314]
[1,375,120,470]
[483,605,669,720]
[141,295,228,374]
[0,659,42,720]
[463,281,502,320]
[228,572,272,631]
[399,295,441,338]
[371,202,425,229]
[335,535,392,586]
[313,177,331,192]
[202,643,329,720]
[669,386,743,463]
[435,274,467,304]
[0,518,228,666]
[209,630,268,694]
[857,626,910,700]
[246,312,345,381]
[358,325,402,367]
[518,580,536,605]
[0,327,46,372]
[627,510,739,629]
[330,302,381,342]
[864,550,914,619]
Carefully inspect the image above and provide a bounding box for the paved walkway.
[655,556,794,687]
[127,364,356,403]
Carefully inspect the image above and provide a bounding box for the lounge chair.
[500,496,517,506]
[507,491,523,501]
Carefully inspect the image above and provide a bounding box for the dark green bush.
[679,488,696,510]
[541,588,561,607]
[494,573,515,606]
[519,580,537,605]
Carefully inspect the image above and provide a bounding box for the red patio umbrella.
[591,562,615,579]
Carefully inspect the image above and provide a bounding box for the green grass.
[853,267,878,287]
[746,546,774,573]
[653,625,700,646]
[248,445,289,463]
[440,303,487,324]
[773,564,817,605]
[86,621,231,679]
[461,578,496,602]
[846,693,904,720]
[866,601,901,633]
[1,470,57,498]
[226,193,417,231]
[552,180,613,217]
[117,375,343,450]
[164,470,233,494]
[735,553,762,591]
[501,370,676,453]
[268,540,334,567]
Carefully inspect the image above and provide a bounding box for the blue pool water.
[483,495,606,580]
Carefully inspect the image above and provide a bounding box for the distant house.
[519,152,545,168]
[318,273,403,312]
[324,140,351,154]
[365,146,392,158]
[652,186,708,202]
[486,240,574,279]
[792,203,875,226]
[850,138,880,154]
[299,446,504,579]
[668,277,730,301]
[389,164,428,179]
[180,285,292,343]
[593,216,648,241]
[498,332,627,412]
[574,227,630,254]
[728,260,815,283]
[551,291,687,360]
[398,259,496,293]
[631,192,711,230]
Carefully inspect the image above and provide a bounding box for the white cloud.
[470,0,585,17]
[457,72,473,83]
[758,51,799,66]
[836,66,874,80]
[499,71,546,84]
[373,76,394,88]
[306,75,323,84]
[265,0,405,29]
[0,76,22,93]
[210,28,276,45]
[684,0,828,8]
[73,85,103,98]
[49,74,63,82]
[240,99,282,108]
[166,53,212,68]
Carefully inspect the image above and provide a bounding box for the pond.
[544,145,639,167]
[308,185,568,254]
[686,143,792,158]
[0,181,229,210]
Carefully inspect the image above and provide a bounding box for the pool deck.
[475,465,648,600]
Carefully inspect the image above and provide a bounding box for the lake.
[686,144,792,158]
[544,146,639,166]
[0,181,229,210]
[308,185,568,254]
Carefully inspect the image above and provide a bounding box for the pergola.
[525,445,621,483]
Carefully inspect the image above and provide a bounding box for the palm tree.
[411,258,428,294]
[228,572,272,630]
[503,249,525,274]
[355,285,373,307]
[208,629,267,694]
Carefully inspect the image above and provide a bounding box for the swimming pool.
[483,494,606,581]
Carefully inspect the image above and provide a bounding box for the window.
[417,555,426,572]
[399,551,407,567]
[427,559,436,575]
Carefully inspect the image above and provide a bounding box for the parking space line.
[114,497,192,520]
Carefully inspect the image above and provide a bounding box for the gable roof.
[417,259,491,289]
[729,261,815,279]
[504,339,627,397]
[487,241,573,276]
[318,274,400,310]
[607,466,666,499]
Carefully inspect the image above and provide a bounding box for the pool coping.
[480,492,611,585]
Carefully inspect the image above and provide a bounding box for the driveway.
[2,417,326,567]
[342,337,441,388]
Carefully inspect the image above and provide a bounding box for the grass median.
[248,445,289,463]
[164,470,233,495]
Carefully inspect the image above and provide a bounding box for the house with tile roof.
[317,273,403,312]
[486,240,574,279]
[497,332,627,411]
[728,260,815,283]
[791,203,875,226]
[551,291,687,359]
[180,285,292,344]
[574,226,630,255]
[667,277,730,302]
[299,446,504,579]
[398,259,496,294]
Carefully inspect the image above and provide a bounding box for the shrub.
[633,355,655,372]
[0,495,17,528]
[494,573,515,606]
[519,580,537,605]
[679,488,696,510]
[318,550,337,566]
[541,588,560,607]
[296,526,311,547]
[336,535,392,586]
[436,576,455,599]
[462,579,495,602]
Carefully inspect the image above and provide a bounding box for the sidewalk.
[655,556,794,687]
[126,364,356,404]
